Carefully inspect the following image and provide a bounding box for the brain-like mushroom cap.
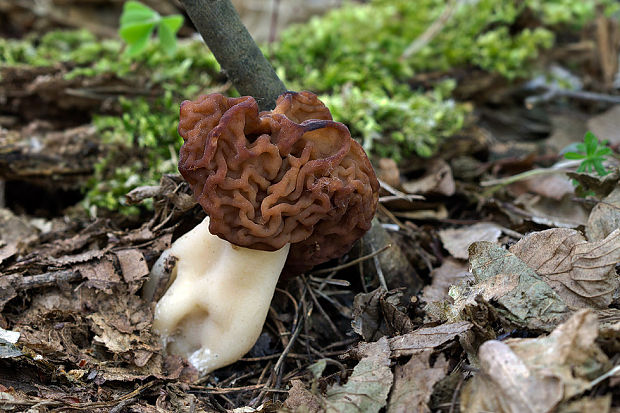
[178,91,379,274]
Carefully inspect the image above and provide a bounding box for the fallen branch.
[525,86,620,108]
[6,270,81,291]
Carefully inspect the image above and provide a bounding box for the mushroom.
[145,91,379,374]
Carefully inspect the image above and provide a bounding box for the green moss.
[1,31,222,215]
[1,0,612,213]
[0,30,220,96]
[322,81,469,160]
[84,93,182,215]
[271,0,613,157]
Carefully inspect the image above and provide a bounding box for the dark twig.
[303,275,344,339]
[273,295,307,387]
[4,270,82,292]
[48,381,156,412]
[449,373,467,413]
[250,287,308,406]
[525,85,620,108]
[179,0,287,110]
[311,244,391,275]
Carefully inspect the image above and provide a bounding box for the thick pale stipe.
[150,217,289,374]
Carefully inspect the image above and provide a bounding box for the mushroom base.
[149,216,290,374]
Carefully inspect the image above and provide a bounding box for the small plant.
[564,132,612,176]
[119,1,183,56]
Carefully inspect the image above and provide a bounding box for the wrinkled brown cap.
[178,91,379,274]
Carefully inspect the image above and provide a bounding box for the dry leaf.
[422,258,471,303]
[114,249,149,293]
[597,308,620,353]
[567,170,619,199]
[558,395,611,413]
[510,228,620,309]
[467,241,569,330]
[77,258,120,293]
[88,313,137,354]
[361,219,423,295]
[0,208,38,264]
[587,104,620,146]
[387,321,471,358]
[325,337,393,413]
[351,288,413,341]
[283,380,322,413]
[387,350,449,413]
[514,193,589,228]
[462,339,563,413]
[516,174,575,200]
[402,159,455,196]
[439,223,502,260]
[377,158,401,188]
[461,310,609,413]
[587,186,620,241]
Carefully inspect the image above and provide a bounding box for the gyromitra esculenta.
[146,91,379,373]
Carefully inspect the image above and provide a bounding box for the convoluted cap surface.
[178,91,379,274]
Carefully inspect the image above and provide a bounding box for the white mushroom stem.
[146,216,290,374]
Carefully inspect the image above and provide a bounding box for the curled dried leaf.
[510,228,620,309]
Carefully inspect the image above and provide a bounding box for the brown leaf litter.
[461,310,612,413]
[510,228,620,309]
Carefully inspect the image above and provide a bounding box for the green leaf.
[595,147,612,157]
[120,1,159,26]
[593,160,610,176]
[158,23,175,54]
[564,151,586,160]
[119,21,155,45]
[122,23,155,56]
[584,131,598,155]
[158,15,183,55]
[161,15,184,33]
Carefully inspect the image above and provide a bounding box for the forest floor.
[0,1,620,412]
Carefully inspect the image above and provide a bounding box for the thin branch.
[525,86,620,108]
[310,243,392,275]
[179,0,287,110]
[3,270,82,292]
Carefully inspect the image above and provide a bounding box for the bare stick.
[179,0,287,110]
[401,0,461,60]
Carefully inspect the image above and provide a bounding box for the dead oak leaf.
[387,350,449,413]
[325,337,393,413]
[387,322,472,358]
[510,228,620,309]
[283,379,323,413]
[351,288,413,342]
[467,241,569,331]
[114,249,149,294]
[402,159,455,196]
[88,313,136,354]
[439,223,502,260]
[77,258,120,293]
[587,186,620,242]
[422,257,471,303]
[461,310,609,413]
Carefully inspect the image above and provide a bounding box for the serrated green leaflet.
[565,132,612,177]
